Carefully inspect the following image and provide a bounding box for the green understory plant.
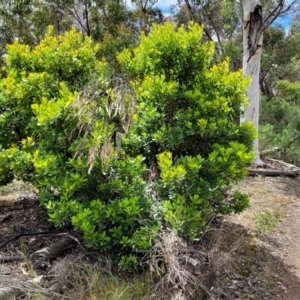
[260,80,300,163]
[0,22,255,269]
[118,22,255,239]
[256,210,283,231]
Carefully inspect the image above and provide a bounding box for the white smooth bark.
[242,0,265,165]
[72,0,86,33]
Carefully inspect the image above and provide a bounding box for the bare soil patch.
[0,194,67,256]
[224,175,300,300]
[1,176,300,299]
[0,188,84,299]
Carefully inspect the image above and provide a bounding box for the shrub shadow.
[199,219,300,300]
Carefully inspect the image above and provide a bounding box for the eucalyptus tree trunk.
[72,0,90,35]
[242,0,264,165]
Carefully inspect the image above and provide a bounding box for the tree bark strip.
[242,0,264,166]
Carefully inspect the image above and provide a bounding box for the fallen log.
[0,254,23,262]
[0,236,77,268]
[0,231,56,250]
[267,158,300,171]
[247,169,299,177]
[30,236,77,269]
[0,237,76,298]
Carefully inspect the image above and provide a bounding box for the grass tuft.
[57,258,152,300]
[255,210,283,231]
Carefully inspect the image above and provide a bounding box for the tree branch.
[260,63,274,82]
[262,0,299,31]
[198,0,224,56]
[184,0,214,41]
[260,134,300,157]
[263,0,284,30]
[0,231,60,250]
[51,0,89,35]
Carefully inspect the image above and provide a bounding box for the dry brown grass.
[69,74,136,173]
[146,230,237,300]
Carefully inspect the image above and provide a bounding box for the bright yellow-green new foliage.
[119,22,255,238]
[0,23,255,269]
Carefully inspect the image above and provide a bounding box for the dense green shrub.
[118,22,255,235]
[0,23,255,268]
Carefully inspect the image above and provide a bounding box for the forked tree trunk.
[242,0,265,166]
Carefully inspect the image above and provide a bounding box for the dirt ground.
[231,175,300,300]
[0,181,83,299]
[1,176,300,299]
